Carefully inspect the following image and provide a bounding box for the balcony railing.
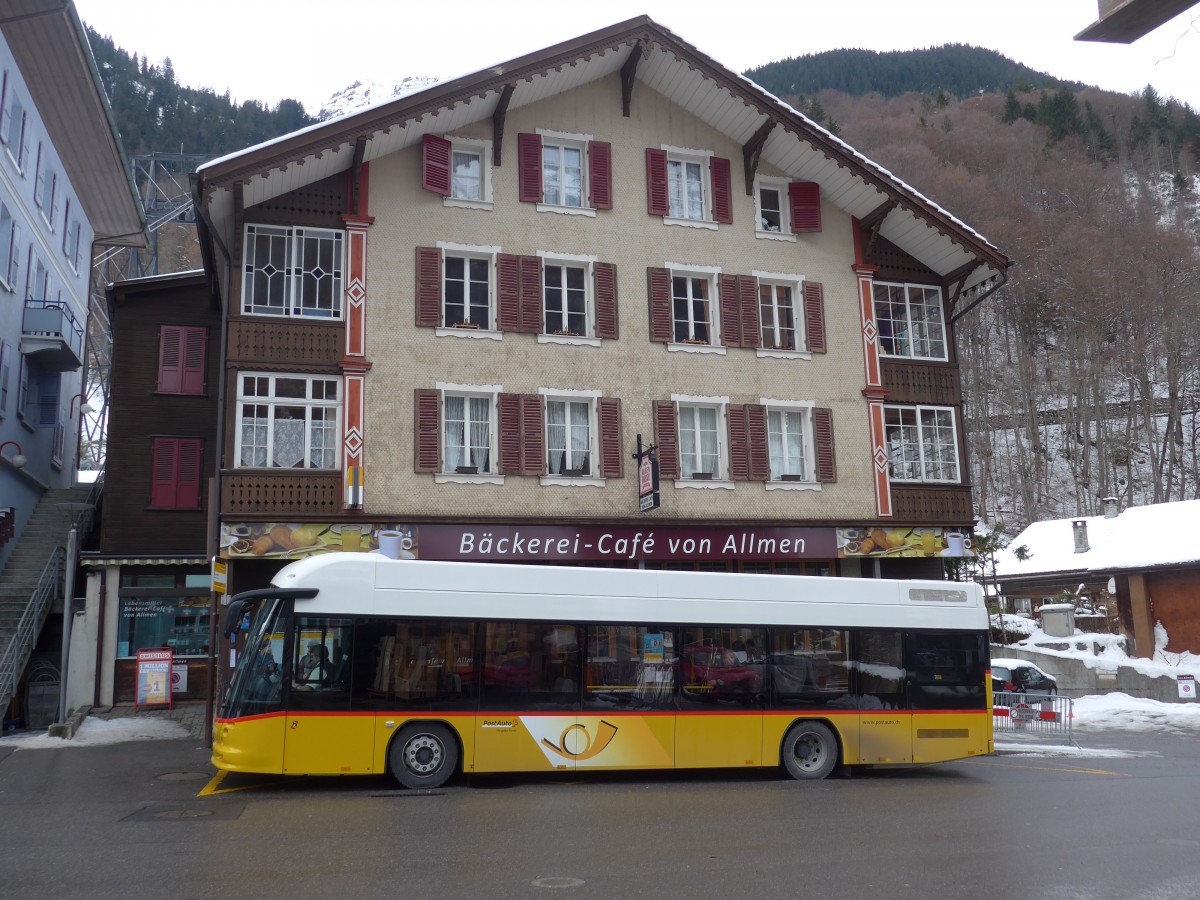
[221,470,342,517]
[20,300,84,372]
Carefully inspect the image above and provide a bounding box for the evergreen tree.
[1002,89,1021,124]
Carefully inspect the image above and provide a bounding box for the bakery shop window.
[116,569,212,659]
[236,373,341,469]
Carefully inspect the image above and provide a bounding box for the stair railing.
[0,547,66,712]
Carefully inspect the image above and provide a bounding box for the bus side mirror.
[224,599,246,639]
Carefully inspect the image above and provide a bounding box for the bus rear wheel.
[781,721,838,780]
[389,723,458,789]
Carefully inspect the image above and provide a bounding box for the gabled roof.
[0,0,147,247]
[995,499,1200,582]
[196,16,1008,292]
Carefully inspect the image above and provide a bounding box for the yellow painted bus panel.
[282,714,376,774]
[472,714,674,773]
[911,711,993,763]
[675,712,761,768]
[212,715,288,774]
[856,714,913,764]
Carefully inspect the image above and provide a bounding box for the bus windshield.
[223,597,289,718]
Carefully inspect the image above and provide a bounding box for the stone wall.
[991,645,1194,703]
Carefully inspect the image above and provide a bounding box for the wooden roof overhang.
[196,16,1009,292]
[0,0,147,248]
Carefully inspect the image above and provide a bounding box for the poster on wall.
[135,648,173,710]
[836,526,974,558]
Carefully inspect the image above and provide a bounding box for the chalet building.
[72,271,220,707]
[195,17,1009,607]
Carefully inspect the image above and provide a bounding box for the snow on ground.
[0,716,188,750]
[996,617,1200,681]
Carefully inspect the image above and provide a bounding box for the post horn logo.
[540,720,619,761]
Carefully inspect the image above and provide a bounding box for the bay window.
[237,374,340,469]
[884,405,960,483]
[873,282,947,360]
[242,224,344,318]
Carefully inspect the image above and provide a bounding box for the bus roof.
[257,555,987,631]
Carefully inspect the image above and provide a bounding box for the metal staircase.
[0,484,98,717]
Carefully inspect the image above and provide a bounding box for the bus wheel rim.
[404,734,443,774]
[795,734,824,770]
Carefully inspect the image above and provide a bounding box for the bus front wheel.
[389,723,459,789]
[781,721,838,780]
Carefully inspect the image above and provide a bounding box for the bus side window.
[583,625,676,711]
[852,630,905,710]
[768,628,850,708]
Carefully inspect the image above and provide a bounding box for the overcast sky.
[73,0,1200,112]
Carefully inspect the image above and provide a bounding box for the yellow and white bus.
[214,555,992,787]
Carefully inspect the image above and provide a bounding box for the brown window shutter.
[519,255,542,334]
[415,246,442,327]
[804,281,827,353]
[719,274,741,348]
[645,148,668,216]
[746,404,770,481]
[414,389,442,473]
[647,267,672,343]
[157,325,182,392]
[181,327,208,395]
[598,397,623,478]
[497,393,523,474]
[814,407,837,483]
[737,275,761,350]
[788,181,822,233]
[595,262,619,340]
[421,134,452,196]
[711,156,733,224]
[521,393,546,476]
[176,439,202,509]
[150,438,176,508]
[518,132,542,203]
[727,404,749,480]
[589,140,612,210]
[497,254,520,332]
[653,400,680,479]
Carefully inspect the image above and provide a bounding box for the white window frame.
[761,398,820,492]
[753,270,809,359]
[34,146,56,230]
[435,241,500,339]
[0,200,17,290]
[662,144,717,230]
[443,136,494,211]
[537,250,596,345]
[873,281,949,362]
[62,201,81,273]
[435,381,503,484]
[753,176,796,242]
[539,387,604,487]
[671,393,732,488]
[241,224,345,320]
[666,262,724,355]
[26,248,48,303]
[884,404,961,484]
[536,129,595,218]
[235,373,342,471]
[3,93,27,172]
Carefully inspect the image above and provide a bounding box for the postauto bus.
[214,555,992,787]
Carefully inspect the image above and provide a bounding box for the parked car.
[991,658,1058,695]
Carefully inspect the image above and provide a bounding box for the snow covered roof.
[995,499,1200,581]
[195,16,1008,293]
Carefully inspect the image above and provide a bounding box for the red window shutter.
[589,140,612,210]
[175,439,202,508]
[180,327,207,395]
[727,404,750,480]
[598,397,623,478]
[519,255,542,334]
[719,274,741,348]
[521,393,545,476]
[415,247,442,327]
[804,281,827,353]
[595,262,619,340]
[645,148,668,216]
[711,156,733,224]
[414,389,441,473]
[150,438,179,508]
[789,181,822,233]
[647,267,672,343]
[498,393,523,474]
[421,134,452,196]
[746,404,770,481]
[497,253,520,332]
[653,400,680,479]
[157,326,183,393]
[738,275,761,350]
[518,132,543,203]
[814,407,837,483]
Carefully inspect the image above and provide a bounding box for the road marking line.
[971,759,1128,776]
[197,770,285,796]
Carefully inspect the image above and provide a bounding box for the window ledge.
[662,216,718,231]
[537,334,601,348]
[435,473,505,485]
[878,353,951,364]
[755,229,797,242]
[536,203,596,218]
[668,342,726,355]
[539,476,607,487]
[756,348,812,361]
[673,478,734,490]
[444,198,493,211]
[765,481,821,492]
[436,326,502,341]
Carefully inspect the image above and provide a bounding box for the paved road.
[1,720,1199,900]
